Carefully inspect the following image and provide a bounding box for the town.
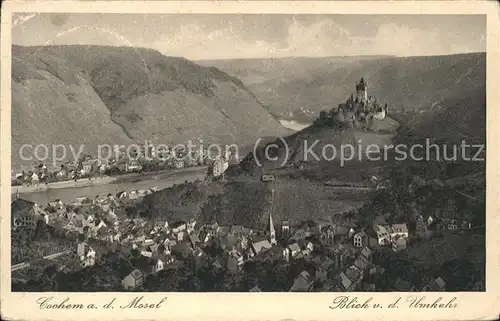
[11,158,485,292]
[11,140,222,188]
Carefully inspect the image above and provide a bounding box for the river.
[278,119,313,131]
[14,167,208,205]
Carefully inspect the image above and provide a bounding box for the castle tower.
[356,77,368,103]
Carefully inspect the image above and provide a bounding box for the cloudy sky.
[12,13,485,60]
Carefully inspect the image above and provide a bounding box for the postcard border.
[1,1,499,321]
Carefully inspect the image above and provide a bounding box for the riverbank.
[11,166,208,195]
[278,119,312,132]
[15,166,209,204]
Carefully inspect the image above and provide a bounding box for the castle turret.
[356,77,368,103]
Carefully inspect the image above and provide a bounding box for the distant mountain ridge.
[197,55,394,86]
[200,53,485,124]
[12,45,290,169]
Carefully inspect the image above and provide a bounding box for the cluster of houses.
[11,186,161,269]
[12,180,464,291]
[12,167,478,291]
[11,141,217,187]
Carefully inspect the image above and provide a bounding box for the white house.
[187,220,197,233]
[212,156,229,178]
[353,231,368,248]
[392,235,407,252]
[125,160,142,173]
[375,225,392,245]
[140,250,153,258]
[390,224,409,239]
[77,242,96,267]
[373,106,387,120]
[172,223,187,234]
[283,242,301,261]
[96,220,107,230]
[154,259,165,272]
[122,269,144,290]
[31,172,39,183]
[41,213,50,225]
[306,241,314,252]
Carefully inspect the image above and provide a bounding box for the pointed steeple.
[269,211,276,245]
[269,189,277,245]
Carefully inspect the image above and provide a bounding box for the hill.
[142,178,371,231]
[200,53,485,125]
[197,55,392,88]
[197,55,392,120]
[12,45,290,169]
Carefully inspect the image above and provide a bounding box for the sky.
[12,13,486,60]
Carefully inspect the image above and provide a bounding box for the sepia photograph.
[2,2,499,320]
[9,11,488,294]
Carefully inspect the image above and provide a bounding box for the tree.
[439,259,477,291]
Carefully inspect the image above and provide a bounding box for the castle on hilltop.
[316,77,389,129]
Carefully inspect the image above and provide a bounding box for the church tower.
[269,189,277,245]
[269,211,277,245]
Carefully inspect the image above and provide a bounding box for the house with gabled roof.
[289,271,314,292]
[251,239,272,256]
[353,230,368,248]
[331,242,355,270]
[315,256,334,283]
[375,224,392,245]
[122,269,144,290]
[361,246,373,260]
[12,198,39,229]
[391,223,409,239]
[283,242,301,261]
[354,254,371,271]
[422,277,447,291]
[343,265,363,290]
[393,277,415,291]
[249,285,262,292]
[339,272,354,291]
[392,235,407,252]
[319,225,336,246]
